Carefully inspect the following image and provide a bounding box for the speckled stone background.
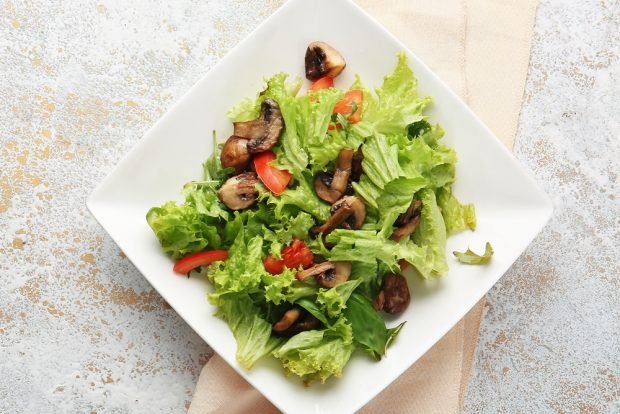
[0,1,617,413]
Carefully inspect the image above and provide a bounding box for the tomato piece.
[309,76,334,92]
[282,239,314,270]
[264,256,285,275]
[333,90,363,123]
[173,250,228,274]
[253,151,292,195]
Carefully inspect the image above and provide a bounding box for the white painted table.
[1,1,617,412]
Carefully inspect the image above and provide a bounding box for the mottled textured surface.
[464,1,620,413]
[0,1,617,414]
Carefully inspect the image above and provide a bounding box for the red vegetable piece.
[253,150,292,195]
[333,90,363,123]
[173,250,228,274]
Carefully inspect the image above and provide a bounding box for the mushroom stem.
[296,261,335,281]
[312,196,366,235]
[331,148,353,194]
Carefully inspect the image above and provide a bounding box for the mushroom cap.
[246,99,284,154]
[314,173,342,204]
[305,41,346,81]
[217,172,259,210]
[378,273,410,314]
[316,261,351,288]
[220,136,250,174]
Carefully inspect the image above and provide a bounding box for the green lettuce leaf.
[412,188,448,277]
[261,268,318,305]
[362,53,432,135]
[453,242,493,264]
[215,292,283,369]
[227,73,302,122]
[146,202,221,260]
[436,186,476,234]
[376,177,426,237]
[203,132,232,183]
[324,229,429,275]
[269,172,330,222]
[207,230,266,303]
[344,293,405,360]
[273,316,353,383]
[316,279,363,318]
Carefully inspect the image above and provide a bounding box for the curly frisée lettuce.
[146,50,482,384]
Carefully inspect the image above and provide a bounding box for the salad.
[146,42,481,384]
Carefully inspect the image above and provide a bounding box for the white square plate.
[88,0,552,412]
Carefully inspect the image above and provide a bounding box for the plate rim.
[87,0,553,412]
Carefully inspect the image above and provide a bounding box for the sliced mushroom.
[314,173,342,204]
[296,261,334,281]
[331,148,353,194]
[246,99,284,153]
[390,200,423,241]
[272,308,301,333]
[374,273,410,314]
[396,199,422,226]
[316,261,351,288]
[312,195,366,235]
[233,119,266,140]
[220,136,250,174]
[296,261,351,288]
[273,308,320,336]
[330,196,366,229]
[305,41,346,81]
[314,148,354,203]
[217,172,259,210]
[350,150,364,182]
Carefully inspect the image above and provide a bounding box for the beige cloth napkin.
[189,0,537,412]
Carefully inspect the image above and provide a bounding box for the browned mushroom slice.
[247,99,283,154]
[273,308,321,337]
[374,273,410,314]
[330,148,353,194]
[233,119,266,140]
[305,41,346,81]
[296,261,335,281]
[283,313,320,336]
[217,172,259,210]
[350,150,364,182]
[314,173,342,204]
[312,196,366,235]
[390,199,423,241]
[331,196,366,230]
[396,199,422,226]
[315,261,351,288]
[272,308,301,333]
[220,136,250,174]
[391,216,421,242]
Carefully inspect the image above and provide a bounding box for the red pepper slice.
[253,150,292,195]
[173,250,228,274]
[309,76,334,92]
